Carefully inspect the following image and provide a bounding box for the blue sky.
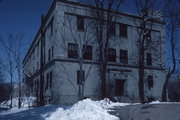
[0,0,52,43]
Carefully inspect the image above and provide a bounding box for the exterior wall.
[22,0,167,105]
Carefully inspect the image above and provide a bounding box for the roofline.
[22,0,56,64]
[56,0,166,24]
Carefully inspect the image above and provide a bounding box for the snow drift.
[45,99,121,120]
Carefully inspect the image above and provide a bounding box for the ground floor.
[24,60,167,105]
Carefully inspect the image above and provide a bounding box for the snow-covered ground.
[0,98,133,120]
[0,99,179,120]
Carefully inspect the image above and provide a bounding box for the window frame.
[68,43,78,58]
[83,45,92,60]
[120,49,128,64]
[108,48,116,62]
[148,75,153,89]
[77,15,84,31]
[109,22,116,36]
[77,70,85,84]
[147,53,152,66]
[119,23,128,38]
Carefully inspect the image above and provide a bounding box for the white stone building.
[22,0,167,105]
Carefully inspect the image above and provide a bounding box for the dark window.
[77,70,85,84]
[119,23,127,37]
[48,49,51,61]
[52,46,54,58]
[147,53,152,66]
[108,48,116,62]
[146,31,151,40]
[120,50,128,64]
[83,45,92,60]
[50,71,53,88]
[46,73,49,89]
[109,22,116,35]
[148,75,153,88]
[68,43,78,58]
[77,16,84,31]
[50,17,54,36]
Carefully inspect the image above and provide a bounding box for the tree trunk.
[138,44,145,103]
[10,74,13,108]
[162,75,169,101]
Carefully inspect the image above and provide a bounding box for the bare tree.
[10,33,26,108]
[162,0,180,101]
[134,0,172,103]
[91,0,124,98]
[0,35,17,108]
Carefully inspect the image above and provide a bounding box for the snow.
[45,99,127,120]
[0,97,36,108]
[149,100,180,104]
[0,107,28,115]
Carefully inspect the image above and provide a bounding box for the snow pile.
[0,97,36,108]
[99,98,137,109]
[46,99,120,120]
[149,100,180,104]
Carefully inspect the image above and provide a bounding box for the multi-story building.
[23,0,167,105]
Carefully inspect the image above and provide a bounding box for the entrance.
[115,80,125,96]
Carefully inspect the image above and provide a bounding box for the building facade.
[23,0,167,105]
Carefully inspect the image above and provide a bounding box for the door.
[115,80,125,96]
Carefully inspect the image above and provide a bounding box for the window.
[108,48,116,62]
[52,46,54,58]
[48,49,51,61]
[119,23,127,37]
[50,71,53,88]
[46,73,49,89]
[77,70,85,84]
[146,31,151,40]
[83,45,92,60]
[77,16,84,31]
[50,17,54,36]
[109,22,116,35]
[37,62,39,71]
[148,75,153,88]
[68,43,78,58]
[147,53,152,66]
[120,50,128,64]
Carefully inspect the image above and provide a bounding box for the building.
[23,0,167,105]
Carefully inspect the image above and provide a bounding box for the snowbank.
[0,97,36,108]
[45,99,120,120]
[149,100,180,104]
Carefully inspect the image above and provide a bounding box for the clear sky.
[0,0,52,43]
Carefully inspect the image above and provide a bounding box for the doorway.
[115,80,125,96]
